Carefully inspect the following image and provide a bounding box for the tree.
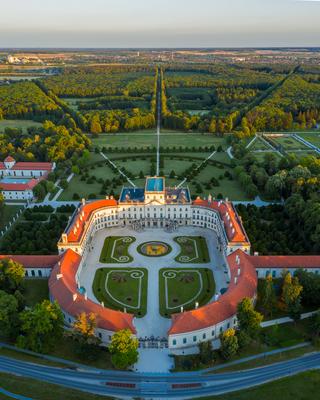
[0,290,19,339]
[109,329,139,369]
[281,273,303,311]
[260,275,277,317]
[33,183,46,201]
[237,297,263,338]
[90,115,102,135]
[67,312,101,359]
[60,179,68,190]
[198,341,214,365]
[220,328,239,360]
[17,300,64,353]
[288,297,302,323]
[0,258,25,293]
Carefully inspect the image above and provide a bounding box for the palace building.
[2,176,320,349]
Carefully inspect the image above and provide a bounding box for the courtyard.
[78,225,228,340]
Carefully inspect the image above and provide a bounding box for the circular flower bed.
[137,241,172,257]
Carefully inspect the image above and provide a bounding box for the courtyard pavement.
[79,225,228,371]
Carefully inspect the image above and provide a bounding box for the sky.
[0,0,319,48]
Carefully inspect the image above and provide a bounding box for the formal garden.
[92,267,148,317]
[174,236,210,263]
[159,267,215,317]
[99,236,136,263]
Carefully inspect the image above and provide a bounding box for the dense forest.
[40,65,158,133]
[244,74,320,133]
[0,121,90,163]
[0,81,61,119]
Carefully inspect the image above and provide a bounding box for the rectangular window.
[183,338,187,344]
[193,336,197,342]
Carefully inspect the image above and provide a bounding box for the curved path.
[1,352,320,399]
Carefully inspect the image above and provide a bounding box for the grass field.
[23,278,49,307]
[99,236,136,263]
[0,205,22,231]
[93,267,148,317]
[249,137,271,151]
[271,135,309,151]
[159,268,215,317]
[91,131,227,150]
[174,236,210,263]
[0,119,42,132]
[188,163,249,201]
[297,132,320,148]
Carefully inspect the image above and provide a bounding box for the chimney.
[56,273,63,280]
[61,234,68,244]
[234,276,238,285]
[73,294,78,301]
[82,198,86,205]
[238,267,241,276]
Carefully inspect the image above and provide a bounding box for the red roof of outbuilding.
[0,160,53,171]
[65,199,118,243]
[49,249,136,333]
[0,254,61,268]
[168,249,257,335]
[4,156,15,163]
[193,199,249,244]
[0,178,39,191]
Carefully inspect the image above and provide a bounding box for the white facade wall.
[24,267,52,278]
[2,189,33,200]
[168,315,238,348]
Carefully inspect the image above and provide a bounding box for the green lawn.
[249,137,271,151]
[189,163,249,201]
[91,131,157,149]
[0,119,42,132]
[91,131,227,150]
[160,133,227,148]
[159,267,215,317]
[174,236,210,263]
[58,165,120,201]
[297,132,320,148]
[99,236,136,263]
[23,278,49,307]
[93,267,148,317]
[0,205,22,231]
[272,135,309,151]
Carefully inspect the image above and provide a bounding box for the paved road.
[1,352,320,399]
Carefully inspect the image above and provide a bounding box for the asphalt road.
[1,352,320,399]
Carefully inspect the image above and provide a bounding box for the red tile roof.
[0,178,39,191]
[65,199,118,243]
[250,255,320,269]
[49,249,135,333]
[4,156,15,163]
[0,254,61,268]
[0,161,53,171]
[193,199,249,244]
[12,162,53,171]
[168,249,257,335]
